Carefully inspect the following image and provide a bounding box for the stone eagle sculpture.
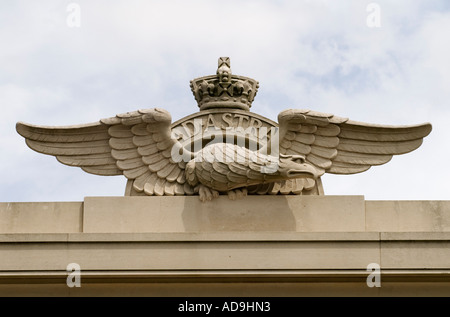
[16,57,432,202]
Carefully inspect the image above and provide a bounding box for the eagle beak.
[287,163,320,179]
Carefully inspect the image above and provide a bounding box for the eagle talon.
[197,184,219,202]
[227,188,247,200]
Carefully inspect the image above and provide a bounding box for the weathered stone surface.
[0,196,449,296]
[366,200,450,232]
[1,197,450,234]
[0,202,82,233]
[0,231,449,296]
[83,195,365,233]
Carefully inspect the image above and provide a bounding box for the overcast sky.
[1,0,449,202]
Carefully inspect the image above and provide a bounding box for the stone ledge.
[1,269,449,283]
[0,232,380,242]
[2,196,449,234]
[0,232,449,243]
[0,269,449,297]
[0,231,448,272]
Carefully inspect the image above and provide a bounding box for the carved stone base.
[0,196,449,296]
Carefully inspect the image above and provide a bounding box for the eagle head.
[276,154,320,180]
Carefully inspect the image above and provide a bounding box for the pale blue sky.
[1,0,449,202]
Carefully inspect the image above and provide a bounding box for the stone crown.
[190,57,259,111]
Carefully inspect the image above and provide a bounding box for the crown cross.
[218,57,230,68]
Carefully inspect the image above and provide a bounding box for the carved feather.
[313,135,339,148]
[340,121,432,141]
[178,160,187,170]
[131,123,149,136]
[152,132,167,143]
[246,168,263,180]
[183,182,194,195]
[57,153,116,166]
[306,153,332,169]
[286,123,303,132]
[108,125,134,138]
[111,148,140,160]
[161,147,172,158]
[334,150,392,166]
[280,139,292,149]
[153,178,166,196]
[211,170,229,184]
[123,166,148,179]
[304,178,316,190]
[284,131,296,140]
[279,179,294,195]
[143,173,159,194]
[177,171,186,184]
[316,125,340,136]
[226,171,248,184]
[132,173,153,192]
[26,139,111,155]
[270,181,282,194]
[248,161,263,173]
[228,161,250,175]
[16,122,109,143]
[166,166,182,182]
[138,143,159,156]
[82,165,122,176]
[294,133,315,144]
[16,108,190,196]
[116,110,141,119]
[174,182,185,195]
[148,159,170,173]
[279,109,431,178]
[310,146,338,160]
[337,138,423,155]
[256,183,275,195]
[292,179,304,194]
[116,157,145,170]
[109,137,135,150]
[164,181,175,196]
[328,162,371,174]
[121,116,143,126]
[156,138,173,150]
[100,117,121,125]
[133,135,154,147]
[199,168,213,184]
[157,163,177,179]
[289,142,311,155]
[287,124,317,134]
[142,152,165,165]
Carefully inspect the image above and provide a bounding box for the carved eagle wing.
[16,108,194,196]
[278,109,432,176]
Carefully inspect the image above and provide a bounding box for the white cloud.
[0,0,448,202]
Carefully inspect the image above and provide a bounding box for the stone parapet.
[1,196,449,233]
[0,196,449,296]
